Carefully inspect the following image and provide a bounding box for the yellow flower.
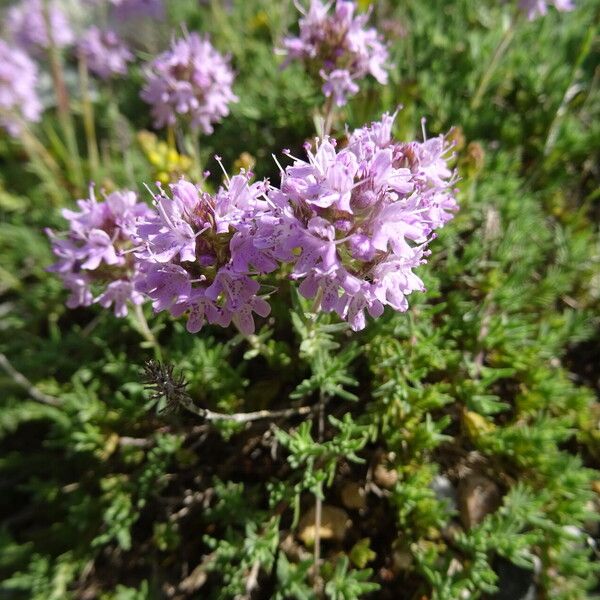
[137,130,192,184]
[232,151,256,174]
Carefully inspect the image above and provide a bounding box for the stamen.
[156,197,178,231]
[272,153,285,175]
[214,155,230,184]
[282,148,303,162]
[143,182,157,200]
[119,244,145,256]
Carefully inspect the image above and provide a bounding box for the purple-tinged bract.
[6,0,74,54]
[141,33,238,134]
[134,169,275,335]
[46,188,152,317]
[518,0,575,20]
[78,27,134,80]
[282,0,389,106]
[261,111,458,331]
[0,40,42,136]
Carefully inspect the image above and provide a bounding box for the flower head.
[141,32,238,134]
[6,0,74,54]
[78,27,134,80]
[518,0,575,20]
[282,0,389,105]
[134,168,275,334]
[264,111,458,330]
[46,187,152,317]
[0,40,42,136]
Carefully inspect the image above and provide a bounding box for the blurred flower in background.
[109,0,165,20]
[0,40,42,136]
[518,0,575,20]
[141,32,238,134]
[282,0,389,106]
[77,27,134,80]
[6,0,74,54]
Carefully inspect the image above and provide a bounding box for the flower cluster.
[141,32,238,134]
[0,40,42,136]
[518,0,574,20]
[133,170,275,334]
[264,112,457,330]
[78,27,134,80]
[282,0,389,106]
[46,188,153,317]
[6,0,74,54]
[49,112,457,333]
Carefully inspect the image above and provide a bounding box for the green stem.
[543,24,595,156]
[133,304,162,361]
[322,95,336,137]
[311,288,324,316]
[42,0,84,190]
[105,80,123,174]
[167,124,176,152]
[470,19,517,110]
[187,128,203,181]
[78,54,100,182]
[313,389,326,595]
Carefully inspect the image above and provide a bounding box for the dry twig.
[143,360,314,423]
[0,352,61,407]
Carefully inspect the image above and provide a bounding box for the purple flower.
[135,181,200,264]
[135,262,192,314]
[282,0,389,105]
[134,169,275,334]
[62,273,94,309]
[47,187,153,317]
[0,40,42,136]
[141,32,238,134]
[97,280,144,317]
[518,0,575,20]
[77,27,134,80]
[321,69,360,107]
[264,111,458,331]
[6,0,74,54]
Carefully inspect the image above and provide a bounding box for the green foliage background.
[0,0,599,598]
